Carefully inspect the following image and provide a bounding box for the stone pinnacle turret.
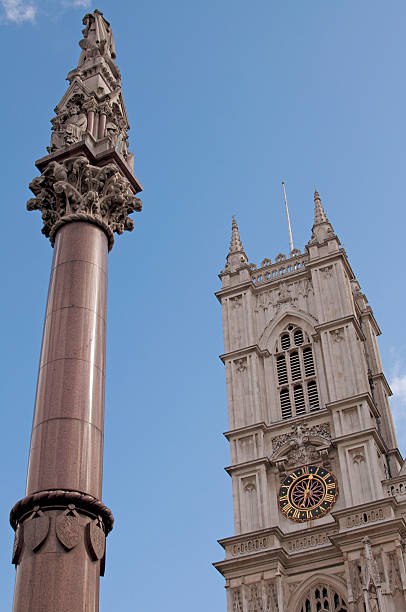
[223,216,248,273]
[10,11,142,612]
[230,216,245,253]
[313,188,329,224]
[308,188,337,246]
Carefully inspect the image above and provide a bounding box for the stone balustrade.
[250,252,308,286]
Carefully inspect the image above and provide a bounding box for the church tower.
[10,11,141,611]
[214,192,406,612]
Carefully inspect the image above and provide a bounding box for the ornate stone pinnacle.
[27,156,142,250]
[313,188,329,225]
[308,188,337,246]
[222,216,248,273]
[47,9,136,174]
[230,216,244,253]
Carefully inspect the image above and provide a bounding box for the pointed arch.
[288,573,348,612]
[260,311,323,420]
[258,310,318,352]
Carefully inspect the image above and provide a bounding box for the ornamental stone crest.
[272,422,331,453]
[27,156,142,250]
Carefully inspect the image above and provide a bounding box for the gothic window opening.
[299,585,347,612]
[280,388,292,419]
[275,325,320,420]
[281,333,291,350]
[277,355,288,385]
[294,385,306,415]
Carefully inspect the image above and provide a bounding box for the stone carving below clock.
[247,584,262,612]
[388,551,402,590]
[264,581,279,611]
[272,422,331,453]
[27,156,142,250]
[231,588,243,612]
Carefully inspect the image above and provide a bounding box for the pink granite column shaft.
[87,109,95,137]
[12,221,108,612]
[99,113,107,139]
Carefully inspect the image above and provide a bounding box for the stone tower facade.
[214,193,406,612]
[10,11,141,611]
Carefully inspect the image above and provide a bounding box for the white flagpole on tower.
[282,180,294,254]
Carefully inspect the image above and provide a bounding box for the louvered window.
[308,380,320,410]
[277,356,288,385]
[280,388,292,419]
[275,325,321,420]
[281,334,290,350]
[303,347,315,376]
[290,351,301,380]
[294,385,306,415]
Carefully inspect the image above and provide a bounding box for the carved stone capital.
[27,156,142,250]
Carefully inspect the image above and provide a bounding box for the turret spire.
[308,188,338,247]
[223,216,248,273]
[313,187,329,225]
[229,216,244,253]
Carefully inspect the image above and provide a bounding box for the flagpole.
[282,180,294,254]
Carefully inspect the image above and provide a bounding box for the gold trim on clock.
[278,465,338,522]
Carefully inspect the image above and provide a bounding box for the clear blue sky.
[1,1,406,610]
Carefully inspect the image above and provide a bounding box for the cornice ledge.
[266,409,330,436]
[217,526,284,549]
[360,309,381,336]
[331,427,387,453]
[330,518,406,549]
[305,249,355,280]
[219,345,271,364]
[386,447,404,465]
[314,315,365,342]
[223,422,268,440]
[326,392,379,416]
[215,280,255,302]
[224,457,271,475]
[213,547,288,576]
[332,497,398,520]
[371,372,392,396]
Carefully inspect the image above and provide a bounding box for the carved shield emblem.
[12,523,24,565]
[24,514,50,552]
[56,513,80,550]
[86,520,105,561]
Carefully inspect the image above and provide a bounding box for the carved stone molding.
[271,422,331,453]
[10,489,114,534]
[27,156,142,250]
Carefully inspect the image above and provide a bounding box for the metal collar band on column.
[10,490,114,534]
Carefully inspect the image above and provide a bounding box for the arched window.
[299,585,347,612]
[276,325,320,420]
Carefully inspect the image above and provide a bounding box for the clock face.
[278,465,338,522]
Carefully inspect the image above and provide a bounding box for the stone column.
[11,221,110,612]
[98,107,108,140]
[10,153,142,612]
